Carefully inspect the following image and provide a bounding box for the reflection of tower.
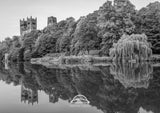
[21,84,38,105]
[49,90,59,103]
[49,93,58,103]
[110,62,153,89]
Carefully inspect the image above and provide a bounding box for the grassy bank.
[31,53,160,67]
[31,54,112,66]
[59,55,112,64]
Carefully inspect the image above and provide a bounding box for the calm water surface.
[0,62,159,113]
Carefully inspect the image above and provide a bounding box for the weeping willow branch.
[109,34,152,62]
[110,62,153,88]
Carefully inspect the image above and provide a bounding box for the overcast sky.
[0,0,159,41]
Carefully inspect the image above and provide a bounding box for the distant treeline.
[0,0,160,62]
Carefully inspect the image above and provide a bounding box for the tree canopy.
[0,0,160,62]
[109,34,152,62]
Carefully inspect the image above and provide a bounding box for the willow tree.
[110,62,153,88]
[109,34,152,62]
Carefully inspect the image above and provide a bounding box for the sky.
[0,0,159,41]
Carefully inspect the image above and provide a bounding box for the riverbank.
[31,53,160,68]
[31,54,112,66]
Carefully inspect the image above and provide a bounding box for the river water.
[0,62,159,113]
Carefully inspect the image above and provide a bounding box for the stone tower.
[21,84,38,105]
[47,16,57,26]
[20,16,37,36]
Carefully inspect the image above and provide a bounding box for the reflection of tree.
[110,62,153,88]
[135,66,160,113]
[19,63,40,91]
[0,62,160,113]
[0,63,22,85]
[31,64,59,91]
[55,68,78,102]
[70,66,139,113]
[30,64,64,101]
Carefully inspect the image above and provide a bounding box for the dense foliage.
[109,34,152,61]
[0,0,160,62]
[110,62,153,88]
[133,2,160,54]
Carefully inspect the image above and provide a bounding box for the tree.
[71,12,100,55]
[12,36,21,48]
[0,37,12,61]
[97,0,136,55]
[8,36,21,62]
[20,30,41,60]
[22,30,41,51]
[56,17,76,53]
[109,34,152,62]
[32,33,57,57]
[133,1,160,54]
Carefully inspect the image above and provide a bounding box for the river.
[0,62,159,113]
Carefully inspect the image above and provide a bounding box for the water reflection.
[21,84,38,105]
[0,62,160,113]
[70,94,90,104]
[110,62,153,88]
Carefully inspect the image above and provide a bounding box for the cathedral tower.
[47,16,57,26]
[20,16,37,36]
